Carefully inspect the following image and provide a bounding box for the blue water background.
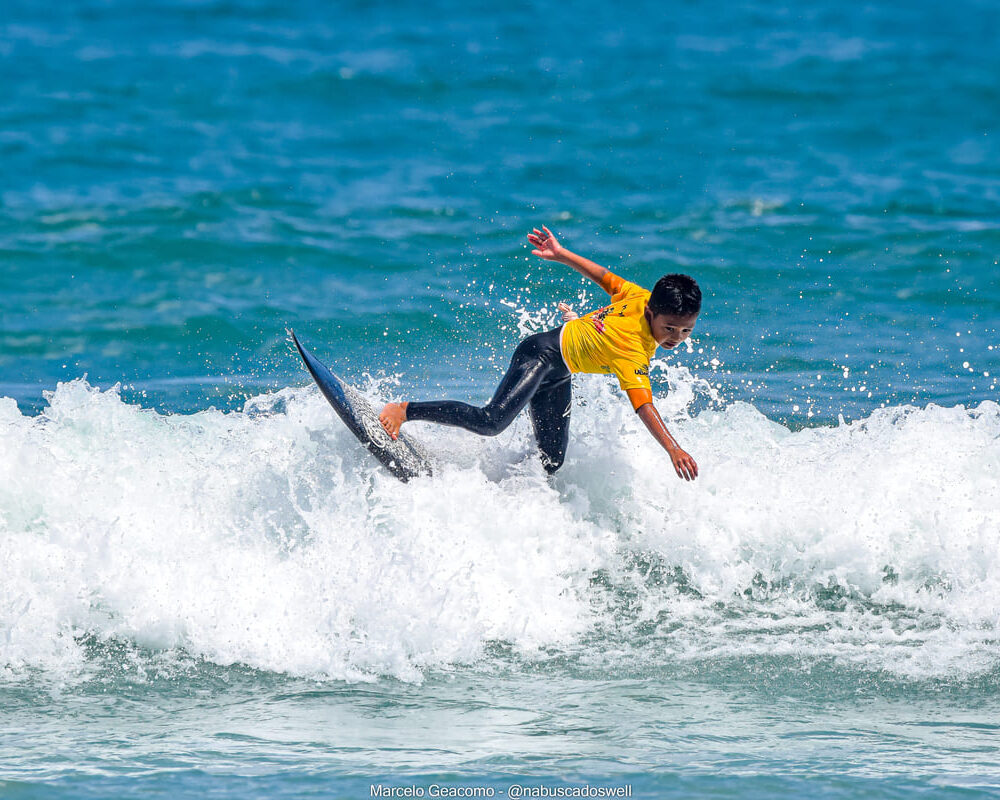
[2,0,1000,798]
[3,0,998,422]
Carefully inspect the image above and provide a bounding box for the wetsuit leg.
[528,374,572,474]
[407,331,561,437]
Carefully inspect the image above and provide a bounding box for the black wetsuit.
[406,326,571,473]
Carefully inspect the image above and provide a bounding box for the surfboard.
[290,331,433,482]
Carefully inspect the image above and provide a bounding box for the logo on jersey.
[590,306,611,333]
[589,301,626,334]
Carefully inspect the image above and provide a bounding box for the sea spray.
[2,371,999,683]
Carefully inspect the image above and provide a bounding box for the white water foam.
[1,366,999,682]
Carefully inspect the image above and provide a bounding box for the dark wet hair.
[648,274,701,317]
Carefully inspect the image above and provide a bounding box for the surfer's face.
[645,308,698,350]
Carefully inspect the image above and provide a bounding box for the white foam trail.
[0,381,612,682]
[564,373,1000,679]
[1,365,998,682]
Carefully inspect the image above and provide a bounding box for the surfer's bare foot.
[379,402,408,441]
[558,302,578,321]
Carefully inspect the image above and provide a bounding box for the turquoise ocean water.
[2,1,1000,797]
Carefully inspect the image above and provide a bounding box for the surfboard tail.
[290,331,433,482]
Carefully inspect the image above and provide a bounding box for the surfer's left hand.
[669,448,699,481]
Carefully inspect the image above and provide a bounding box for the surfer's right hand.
[528,226,563,261]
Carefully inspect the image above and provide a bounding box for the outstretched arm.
[635,402,699,481]
[528,226,619,294]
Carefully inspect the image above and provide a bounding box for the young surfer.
[379,226,701,480]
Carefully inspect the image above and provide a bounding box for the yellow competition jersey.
[559,272,658,410]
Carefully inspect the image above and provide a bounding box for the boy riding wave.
[379,226,701,480]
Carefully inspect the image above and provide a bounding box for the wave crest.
[1,376,998,682]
